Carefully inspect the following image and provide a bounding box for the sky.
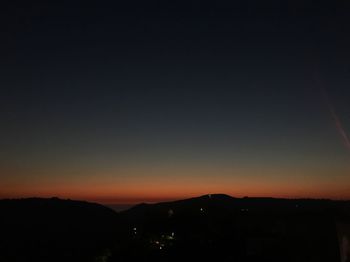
[1,0,350,204]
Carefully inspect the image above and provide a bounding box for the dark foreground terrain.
[1,194,350,262]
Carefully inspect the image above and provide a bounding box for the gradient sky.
[1,0,350,203]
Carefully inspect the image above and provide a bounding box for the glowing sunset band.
[1,165,349,204]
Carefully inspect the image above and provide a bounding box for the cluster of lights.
[150,232,176,250]
[150,240,165,250]
[166,232,175,240]
[240,208,249,212]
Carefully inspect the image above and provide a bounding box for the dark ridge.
[121,193,350,215]
[117,194,350,262]
[0,197,120,262]
[2,195,350,262]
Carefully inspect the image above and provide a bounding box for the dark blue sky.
[1,0,350,202]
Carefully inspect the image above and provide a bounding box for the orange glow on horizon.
[1,165,350,204]
[2,181,350,204]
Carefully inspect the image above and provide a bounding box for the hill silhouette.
[1,195,350,261]
[118,194,349,262]
[0,197,119,262]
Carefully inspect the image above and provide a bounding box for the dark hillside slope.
[0,198,119,262]
[1,195,349,262]
[117,194,349,262]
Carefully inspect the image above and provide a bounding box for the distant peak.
[199,194,234,200]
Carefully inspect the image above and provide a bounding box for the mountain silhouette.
[1,195,350,262]
[118,194,349,262]
[0,197,119,262]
